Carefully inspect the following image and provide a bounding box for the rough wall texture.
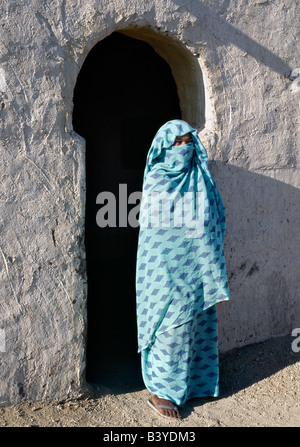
[0,0,299,406]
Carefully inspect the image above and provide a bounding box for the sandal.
[147,397,181,419]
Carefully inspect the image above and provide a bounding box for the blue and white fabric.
[136,119,230,404]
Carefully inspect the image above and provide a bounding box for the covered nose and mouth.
[167,132,195,169]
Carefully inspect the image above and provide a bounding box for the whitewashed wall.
[0,0,299,406]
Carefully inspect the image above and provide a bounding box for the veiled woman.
[136,120,230,419]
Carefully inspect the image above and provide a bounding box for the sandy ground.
[0,334,299,429]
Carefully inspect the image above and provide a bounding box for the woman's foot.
[151,394,182,419]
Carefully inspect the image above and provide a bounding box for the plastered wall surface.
[0,0,299,406]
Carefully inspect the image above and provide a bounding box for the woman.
[136,120,230,419]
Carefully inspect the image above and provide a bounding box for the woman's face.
[173,132,193,147]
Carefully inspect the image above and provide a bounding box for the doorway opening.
[72,31,184,392]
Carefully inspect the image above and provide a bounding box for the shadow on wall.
[210,161,300,353]
[172,0,291,76]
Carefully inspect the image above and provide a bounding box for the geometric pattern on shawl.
[136,120,230,353]
[141,305,219,406]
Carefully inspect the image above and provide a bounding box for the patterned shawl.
[136,120,230,353]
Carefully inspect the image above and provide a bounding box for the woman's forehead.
[175,132,192,139]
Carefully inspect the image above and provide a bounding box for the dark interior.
[72,31,181,392]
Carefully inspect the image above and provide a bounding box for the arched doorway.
[73,31,182,391]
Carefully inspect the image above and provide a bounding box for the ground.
[0,334,299,428]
